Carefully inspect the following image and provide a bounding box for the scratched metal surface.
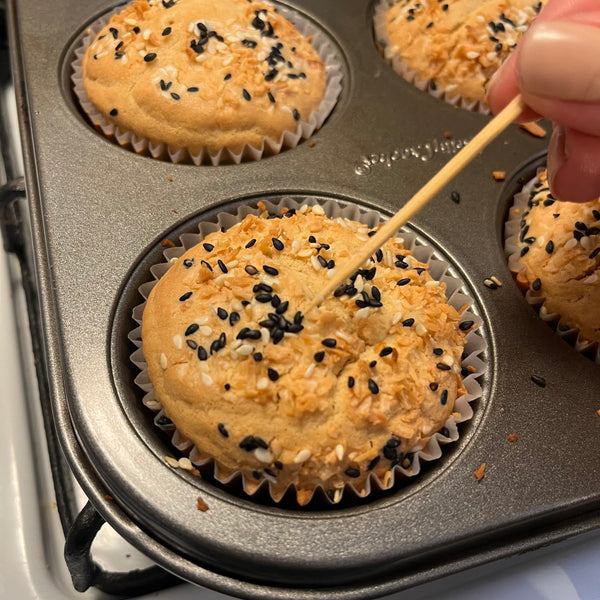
[8,0,600,598]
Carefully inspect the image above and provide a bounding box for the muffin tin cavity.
[67,0,345,164]
[113,194,489,508]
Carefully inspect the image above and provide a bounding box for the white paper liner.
[372,0,490,115]
[130,198,487,504]
[71,2,343,165]
[505,169,600,363]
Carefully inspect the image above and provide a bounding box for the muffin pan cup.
[8,0,600,598]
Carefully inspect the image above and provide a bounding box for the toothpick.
[306,94,524,312]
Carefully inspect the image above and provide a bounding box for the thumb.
[518,20,600,134]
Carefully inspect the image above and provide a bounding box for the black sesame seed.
[217,259,228,273]
[229,312,240,326]
[245,238,256,248]
[368,379,379,394]
[144,53,157,62]
[245,265,259,275]
[224,383,230,391]
[183,258,194,269]
[429,382,439,391]
[589,248,600,260]
[133,26,140,33]
[385,437,400,448]
[520,246,530,257]
[402,318,415,327]
[267,368,279,381]
[459,320,474,331]
[439,427,450,438]
[369,360,377,368]
[252,470,261,480]
[179,291,192,302]
[531,278,542,291]
[440,390,448,405]
[109,27,119,39]
[210,339,221,355]
[267,92,275,103]
[200,260,212,272]
[531,374,546,387]
[271,328,284,344]
[345,468,360,478]
[367,456,380,470]
[254,293,271,303]
[217,307,228,320]
[170,92,180,101]
[203,242,214,252]
[197,345,208,361]
[185,323,199,336]
[217,423,229,437]
[162,26,172,36]
[545,240,554,254]
[253,283,273,293]
[314,351,325,362]
[593,210,600,221]
[263,265,279,276]
[276,301,289,314]
[322,338,337,348]
[160,79,172,91]
[317,255,328,268]
[272,237,284,251]
[253,352,263,362]
[241,300,250,307]
[372,286,381,302]
[397,278,411,286]
[436,363,451,371]
[109,108,118,116]
[292,108,300,121]
[242,88,251,101]
[433,347,443,355]
[347,376,355,388]
[450,190,460,204]
[186,339,197,350]
[380,347,393,357]
[239,435,268,451]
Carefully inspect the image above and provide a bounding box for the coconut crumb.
[508,433,518,443]
[197,496,209,511]
[492,171,506,181]
[474,462,486,481]
[520,121,546,138]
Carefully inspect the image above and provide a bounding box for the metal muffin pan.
[8,0,600,598]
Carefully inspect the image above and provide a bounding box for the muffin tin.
[8,0,600,598]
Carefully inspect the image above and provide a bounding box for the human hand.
[487,0,600,203]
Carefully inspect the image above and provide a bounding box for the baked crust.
[82,0,326,153]
[382,0,546,106]
[513,170,600,344]
[142,207,467,502]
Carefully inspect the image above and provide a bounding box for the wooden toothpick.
[307,94,524,312]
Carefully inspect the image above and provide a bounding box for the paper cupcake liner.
[71,2,343,165]
[372,0,490,115]
[130,198,487,505]
[505,169,600,363]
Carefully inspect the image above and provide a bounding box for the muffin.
[140,205,472,505]
[79,0,331,161]
[506,169,600,349]
[375,0,547,111]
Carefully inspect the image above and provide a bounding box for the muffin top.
[381,0,546,107]
[142,206,468,504]
[512,170,600,344]
[82,0,327,154]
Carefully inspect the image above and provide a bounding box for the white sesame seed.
[354,275,364,293]
[201,373,214,386]
[165,456,179,468]
[415,323,427,336]
[425,281,439,288]
[356,307,370,319]
[335,444,344,461]
[261,327,269,344]
[222,55,233,66]
[392,312,403,325]
[335,330,353,344]
[178,457,193,470]
[228,260,239,268]
[297,248,313,258]
[237,344,254,356]
[254,448,273,463]
[257,377,269,390]
[291,239,301,254]
[143,29,151,40]
[327,268,337,279]
[581,236,593,251]
[199,326,212,336]
[160,353,168,369]
[486,51,498,61]
[293,449,311,463]
[585,273,598,284]
[197,361,208,373]
[299,204,309,214]
[564,238,578,250]
[490,276,502,286]
[441,354,454,367]
[304,363,315,378]
[333,489,343,503]
[173,335,183,349]
[311,255,321,271]
[311,205,325,215]
[231,339,242,350]
[124,17,137,25]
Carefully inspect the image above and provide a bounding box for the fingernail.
[520,21,600,101]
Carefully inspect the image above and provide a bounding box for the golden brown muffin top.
[142,206,468,504]
[382,0,547,106]
[82,0,326,154]
[512,170,600,344]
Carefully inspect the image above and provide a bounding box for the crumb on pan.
[508,434,518,443]
[104,494,114,501]
[443,131,452,139]
[162,239,176,248]
[492,171,506,181]
[197,496,209,512]
[520,122,547,138]
[474,462,486,481]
